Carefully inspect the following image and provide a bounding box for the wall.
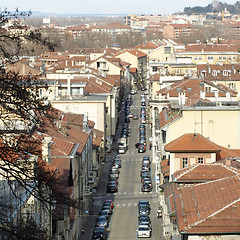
[166,108,240,149]
[52,101,106,133]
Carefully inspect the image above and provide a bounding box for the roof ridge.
[186,196,240,231]
[175,164,199,180]
[192,173,240,188]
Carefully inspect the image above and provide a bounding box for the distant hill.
[184,1,240,14]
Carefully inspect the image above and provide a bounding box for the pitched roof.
[133,40,162,50]
[165,133,221,153]
[115,49,147,58]
[174,163,240,182]
[157,78,236,106]
[174,175,240,234]
[198,64,240,82]
[185,43,240,53]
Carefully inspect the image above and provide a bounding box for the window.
[223,57,226,60]
[208,56,213,60]
[212,70,217,76]
[205,86,211,93]
[219,56,222,60]
[198,158,204,164]
[223,70,228,76]
[199,57,202,60]
[228,83,236,91]
[152,66,157,72]
[164,47,171,54]
[182,158,188,168]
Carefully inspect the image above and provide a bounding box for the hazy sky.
[1,0,238,15]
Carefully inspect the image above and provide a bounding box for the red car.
[103,200,114,209]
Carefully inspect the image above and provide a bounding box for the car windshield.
[94,228,105,233]
[139,227,149,231]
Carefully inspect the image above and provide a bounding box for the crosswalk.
[115,202,138,207]
[106,191,156,196]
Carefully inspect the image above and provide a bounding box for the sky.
[1,0,239,15]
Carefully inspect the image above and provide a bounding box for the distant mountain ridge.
[184,1,240,14]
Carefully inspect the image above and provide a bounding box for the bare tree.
[0,9,77,240]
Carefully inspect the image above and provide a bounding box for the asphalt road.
[106,91,164,240]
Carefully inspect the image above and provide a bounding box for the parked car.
[98,210,109,220]
[138,144,146,153]
[95,216,109,228]
[142,157,150,164]
[101,205,113,215]
[138,200,151,209]
[139,205,150,215]
[140,169,150,177]
[128,112,133,118]
[103,200,114,209]
[138,213,151,223]
[131,89,137,95]
[141,183,152,192]
[108,177,118,185]
[92,226,107,239]
[107,183,118,193]
[143,180,153,189]
[112,160,122,168]
[133,114,139,120]
[137,225,151,238]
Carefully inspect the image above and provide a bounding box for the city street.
[106,91,164,239]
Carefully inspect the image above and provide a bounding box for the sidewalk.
[80,111,124,240]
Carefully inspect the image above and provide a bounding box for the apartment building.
[177,43,240,65]
[163,24,193,39]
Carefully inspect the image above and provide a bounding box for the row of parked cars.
[138,123,146,153]
[107,156,122,193]
[140,96,147,123]
[124,95,132,124]
[137,200,152,238]
[92,200,114,239]
[140,157,152,192]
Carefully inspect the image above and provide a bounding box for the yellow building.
[160,105,240,153]
[115,49,148,82]
[177,44,240,65]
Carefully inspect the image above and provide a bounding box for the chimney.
[42,136,52,164]
[67,76,71,96]
[83,112,89,132]
[225,157,231,166]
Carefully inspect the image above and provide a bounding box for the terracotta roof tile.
[175,175,240,233]
[174,163,240,182]
[165,133,221,153]
[185,44,240,53]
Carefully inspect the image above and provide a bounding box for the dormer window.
[212,70,217,76]
[223,70,228,76]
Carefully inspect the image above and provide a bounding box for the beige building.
[160,105,240,154]
[115,49,148,83]
[177,44,240,65]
